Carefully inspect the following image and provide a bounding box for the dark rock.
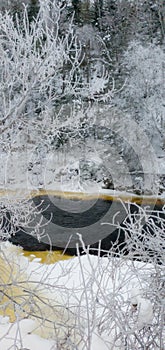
[102,176,114,189]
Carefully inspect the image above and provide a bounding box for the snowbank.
[0,241,163,349]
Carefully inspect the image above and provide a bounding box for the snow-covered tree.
[117,40,165,154]
[0,0,113,152]
[0,0,114,242]
[0,1,78,143]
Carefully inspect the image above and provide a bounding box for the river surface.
[9,191,165,260]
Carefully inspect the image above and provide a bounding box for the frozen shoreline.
[0,147,165,197]
[0,184,165,201]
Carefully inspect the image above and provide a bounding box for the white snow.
[0,242,161,349]
[130,288,153,329]
[0,319,55,350]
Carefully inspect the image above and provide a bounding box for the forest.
[0,1,164,349]
[0,0,164,248]
[0,0,165,194]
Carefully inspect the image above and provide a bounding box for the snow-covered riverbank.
[0,241,164,350]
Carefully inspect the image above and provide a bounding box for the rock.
[102,176,114,189]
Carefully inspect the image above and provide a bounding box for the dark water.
[8,193,165,263]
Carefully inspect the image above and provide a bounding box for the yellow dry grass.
[0,244,34,322]
[0,243,80,346]
[0,244,71,320]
